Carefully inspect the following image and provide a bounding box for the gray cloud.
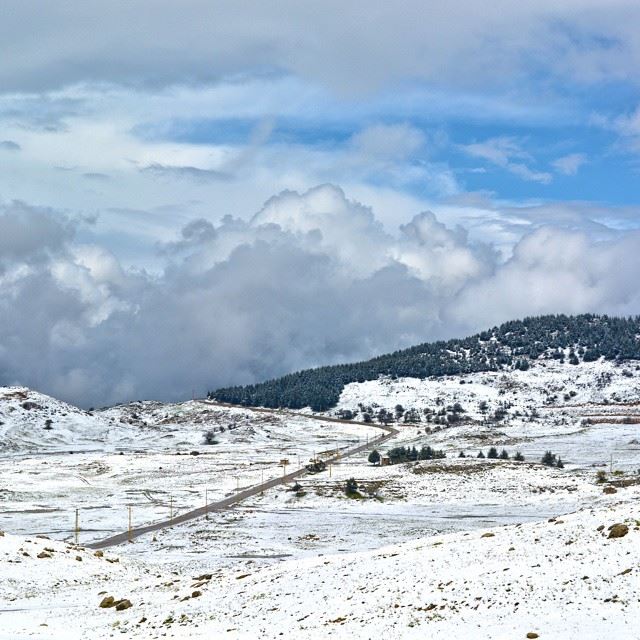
[0,140,20,151]
[141,163,230,182]
[2,2,640,94]
[1,185,640,408]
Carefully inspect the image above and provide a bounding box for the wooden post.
[128,506,132,543]
[74,508,79,545]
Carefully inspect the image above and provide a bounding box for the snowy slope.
[335,358,640,422]
[1,494,638,639]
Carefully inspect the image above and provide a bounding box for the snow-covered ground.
[2,358,640,638]
[1,494,638,639]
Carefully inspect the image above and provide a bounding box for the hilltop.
[212,314,640,411]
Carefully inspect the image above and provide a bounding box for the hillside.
[212,314,640,411]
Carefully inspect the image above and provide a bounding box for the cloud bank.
[1,185,640,408]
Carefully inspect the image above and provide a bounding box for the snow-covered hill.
[1,494,638,639]
[334,358,640,423]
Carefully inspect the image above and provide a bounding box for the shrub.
[596,470,607,483]
[345,478,359,496]
[499,449,509,460]
[487,447,499,459]
[541,451,557,466]
[514,451,525,462]
[204,430,219,445]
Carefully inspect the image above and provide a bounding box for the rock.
[94,550,104,558]
[115,599,132,611]
[608,524,629,539]
[526,634,539,639]
[597,525,605,532]
[99,596,116,608]
[75,555,83,561]
[192,590,202,598]
[194,573,212,581]
[37,551,52,559]
[0,530,4,537]
[603,486,617,494]
[481,532,495,538]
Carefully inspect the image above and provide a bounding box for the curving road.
[88,403,398,549]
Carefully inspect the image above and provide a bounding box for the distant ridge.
[211,314,640,411]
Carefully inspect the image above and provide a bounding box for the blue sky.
[2,1,640,404]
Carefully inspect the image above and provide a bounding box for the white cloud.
[460,137,552,184]
[1,188,640,408]
[552,153,587,175]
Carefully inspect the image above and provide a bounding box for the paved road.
[88,404,398,549]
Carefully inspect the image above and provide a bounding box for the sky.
[1,1,640,406]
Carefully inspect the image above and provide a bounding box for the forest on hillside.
[211,314,640,411]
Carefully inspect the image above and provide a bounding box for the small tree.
[345,477,359,496]
[514,451,525,462]
[368,449,381,465]
[458,451,466,458]
[556,457,564,469]
[499,449,510,460]
[204,430,218,445]
[477,450,485,459]
[44,419,53,430]
[487,447,499,459]
[541,451,557,466]
[596,470,607,483]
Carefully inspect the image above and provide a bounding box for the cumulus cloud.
[1,186,639,408]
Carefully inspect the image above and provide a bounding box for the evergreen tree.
[514,451,525,461]
[499,449,510,460]
[368,449,381,465]
[487,447,499,459]
[477,450,485,459]
[541,451,557,466]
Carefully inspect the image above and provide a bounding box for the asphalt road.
[88,403,398,549]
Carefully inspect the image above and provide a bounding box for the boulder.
[608,524,629,539]
[115,599,132,611]
[99,596,115,608]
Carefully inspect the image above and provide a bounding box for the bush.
[345,478,359,496]
[514,451,525,461]
[596,470,607,483]
[556,457,564,469]
[541,451,557,466]
[499,449,510,460]
[204,430,219,445]
[368,449,381,465]
[487,447,499,459]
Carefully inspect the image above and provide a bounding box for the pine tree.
[368,449,380,465]
[499,449,509,460]
[477,450,485,459]
[487,447,499,459]
[514,451,525,461]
